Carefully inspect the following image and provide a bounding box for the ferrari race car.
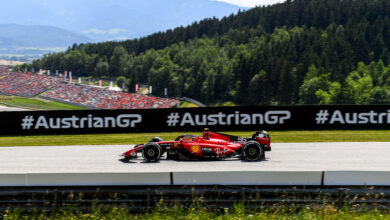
[121,129,271,162]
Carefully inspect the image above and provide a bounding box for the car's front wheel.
[142,143,162,162]
[243,141,264,161]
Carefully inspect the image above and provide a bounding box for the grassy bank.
[0,95,85,110]
[0,130,389,147]
[2,205,390,220]
[180,101,199,107]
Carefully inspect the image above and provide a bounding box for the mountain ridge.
[0,24,90,49]
[0,0,245,42]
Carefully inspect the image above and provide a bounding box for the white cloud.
[215,0,285,7]
[107,29,129,35]
[82,28,128,35]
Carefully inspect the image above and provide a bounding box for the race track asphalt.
[1,142,389,174]
[0,105,28,111]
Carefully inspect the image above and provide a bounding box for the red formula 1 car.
[121,129,271,162]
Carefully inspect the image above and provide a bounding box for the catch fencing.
[1,105,390,135]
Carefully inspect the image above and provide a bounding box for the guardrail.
[1,185,389,211]
[3,171,390,187]
[1,171,389,211]
[0,95,15,108]
[181,97,207,107]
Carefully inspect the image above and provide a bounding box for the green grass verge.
[180,101,199,108]
[2,205,390,220]
[1,130,389,147]
[0,95,86,110]
[214,101,237,106]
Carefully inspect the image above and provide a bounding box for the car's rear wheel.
[243,141,264,161]
[142,143,162,162]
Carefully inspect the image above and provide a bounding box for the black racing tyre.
[142,143,162,162]
[243,141,264,161]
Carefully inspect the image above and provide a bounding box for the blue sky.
[216,0,284,7]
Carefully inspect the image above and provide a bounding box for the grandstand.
[0,70,62,98]
[0,65,179,109]
[41,83,179,109]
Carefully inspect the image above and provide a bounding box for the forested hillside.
[0,0,242,42]
[33,0,390,105]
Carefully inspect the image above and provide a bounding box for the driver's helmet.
[203,128,210,139]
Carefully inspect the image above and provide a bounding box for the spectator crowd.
[0,66,62,97]
[0,66,179,109]
[41,83,179,109]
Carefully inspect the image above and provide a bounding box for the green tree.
[369,87,390,104]
[299,74,331,104]
[315,81,341,104]
[110,46,130,76]
[94,58,109,77]
[248,70,268,105]
[201,69,216,103]
[116,76,127,89]
[279,64,297,105]
[344,70,373,104]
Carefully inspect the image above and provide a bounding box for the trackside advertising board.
[1,105,390,135]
